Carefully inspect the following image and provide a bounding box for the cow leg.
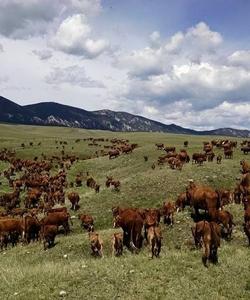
[202,243,210,267]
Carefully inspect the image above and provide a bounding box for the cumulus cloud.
[115,22,223,78]
[50,14,109,58]
[228,50,250,70]
[32,49,52,60]
[45,65,105,88]
[0,0,102,39]
[112,22,250,129]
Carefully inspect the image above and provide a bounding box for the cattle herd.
[0,136,249,268]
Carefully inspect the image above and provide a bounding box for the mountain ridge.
[0,96,249,137]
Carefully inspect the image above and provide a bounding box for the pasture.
[0,123,249,300]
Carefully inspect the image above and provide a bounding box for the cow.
[191,220,221,267]
[186,182,221,219]
[89,232,103,257]
[175,192,189,211]
[78,214,94,232]
[112,232,123,256]
[23,215,41,243]
[41,212,70,235]
[41,225,58,250]
[162,201,175,226]
[108,150,120,159]
[113,208,144,251]
[240,160,250,174]
[212,210,235,240]
[155,143,164,150]
[224,149,233,159]
[216,189,233,207]
[68,192,80,211]
[146,225,162,259]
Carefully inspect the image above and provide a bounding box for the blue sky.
[0,0,250,130]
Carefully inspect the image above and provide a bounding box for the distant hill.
[0,96,249,137]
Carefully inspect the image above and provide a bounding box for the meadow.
[0,123,249,300]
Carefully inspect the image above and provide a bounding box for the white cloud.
[45,65,105,88]
[50,14,109,58]
[228,50,250,70]
[32,49,52,60]
[0,43,4,52]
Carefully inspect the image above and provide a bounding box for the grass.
[0,123,249,300]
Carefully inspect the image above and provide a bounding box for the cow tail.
[129,223,138,252]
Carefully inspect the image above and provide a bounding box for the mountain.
[0,96,249,137]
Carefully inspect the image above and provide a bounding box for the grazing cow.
[212,210,234,240]
[68,192,80,211]
[78,214,94,232]
[112,232,123,256]
[162,201,175,226]
[151,163,155,170]
[164,147,176,153]
[89,232,103,257]
[41,225,58,250]
[241,147,250,155]
[191,220,221,267]
[75,175,82,187]
[184,141,188,147]
[146,225,162,258]
[144,156,148,162]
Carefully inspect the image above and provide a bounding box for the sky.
[0,0,250,130]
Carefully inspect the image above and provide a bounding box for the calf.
[191,220,221,267]
[147,226,162,258]
[89,232,103,257]
[68,192,80,211]
[112,232,123,256]
[41,225,58,250]
[162,201,175,226]
[78,214,94,232]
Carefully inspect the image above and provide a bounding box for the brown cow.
[241,160,250,174]
[212,210,234,240]
[23,215,40,243]
[162,201,175,226]
[41,212,70,235]
[112,232,123,256]
[175,192,189,211]
[68,192,80,211]
[78,214,94,232]
[109,149,120,159]
[146,225,162,258]
[41,225,58,250]
[186,182,220,218]
[89,232,103,257]
[113,209,144,251]
[191,220,221,267]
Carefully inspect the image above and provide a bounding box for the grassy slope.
[0,123,249,300]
